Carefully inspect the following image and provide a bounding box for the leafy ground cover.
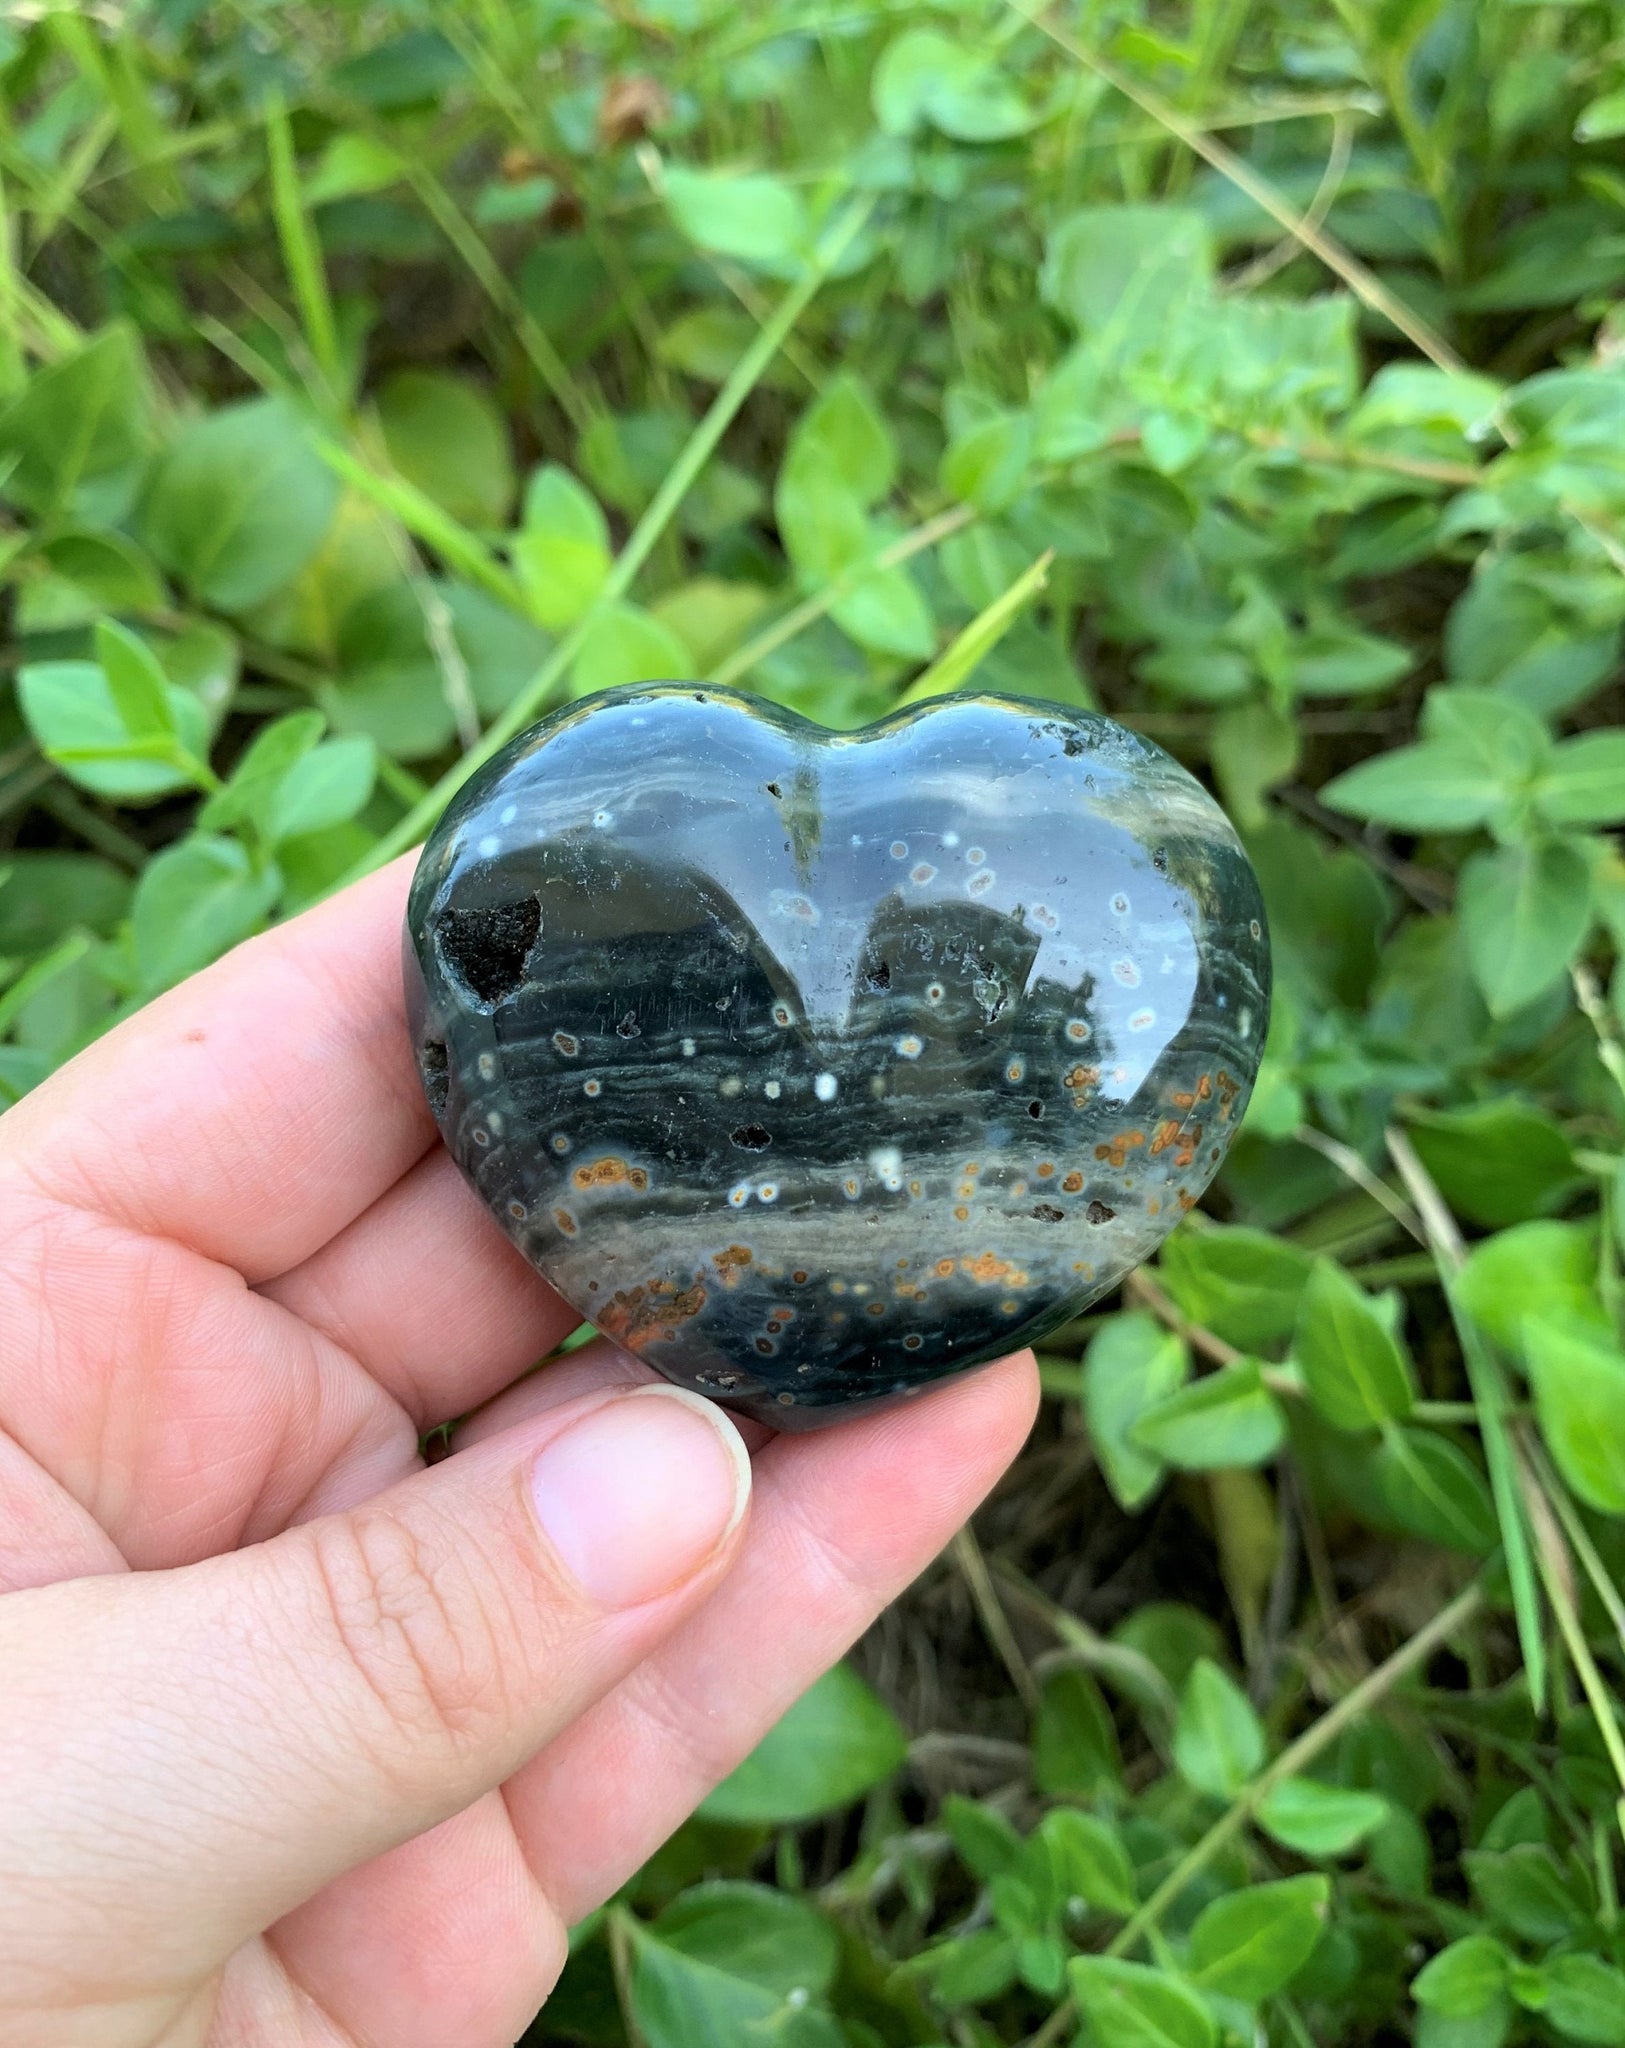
[4,3,1625,2043]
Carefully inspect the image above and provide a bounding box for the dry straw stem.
[1021,1577,1485,2048]
[951,1525,1042,1714]
[1003,0,1469,373]
[1011,0,1625,585]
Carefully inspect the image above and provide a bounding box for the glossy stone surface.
[404,684,1270,1428]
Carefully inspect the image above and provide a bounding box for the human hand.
[0,860,1038,2048]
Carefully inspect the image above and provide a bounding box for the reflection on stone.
[404,684,1271,1429]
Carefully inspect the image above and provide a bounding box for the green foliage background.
[3,2,1625,2042]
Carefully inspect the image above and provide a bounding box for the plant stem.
[1022,1581,1482,2047]
[1007,0,1468,373]
[1293,1123,1426,1244]
[712,502,977,689]
[344,194,876,883]
[402,158,593,435]
[1106,1578,1482,1955]
[1573,963,1625,1110]
[606,1908,649,2048]
[264,91,342,401]
[40,786,148,871]
[952,1524,1040,1714]
[1389,1126,1549,1712]
[1125,1269,1239,1368]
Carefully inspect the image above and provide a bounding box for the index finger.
[0,859,437,1283]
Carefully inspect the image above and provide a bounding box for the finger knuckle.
[305,1509,511,1763]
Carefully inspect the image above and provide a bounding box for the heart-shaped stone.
[404,685,1269,1428]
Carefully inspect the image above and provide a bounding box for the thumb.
[0,1381,750,1995]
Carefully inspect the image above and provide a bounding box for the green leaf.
[1407,1101,1579,1230]
[579,408,691,519]
[95,618,179,744]
[940,409,1032,513]
[1459,838,1594,1017]
[789,374,896,508]
[0,853,130,955]
[1351,362,1504,441]
[17,657,212,803]
[1258,1777,1389,1858]
[1577,88,1625,141]
[1158,1227,1313,1350]
[1111,1604,1224,1696]
[1458,1221,1607,1354]
[902,549,1050,703]
[141,397,340,612]
[1535,731,1625,827]
[1188,1875,1328,2003]
[512,464,612,630]
[1069,1956,1216,2048]
[1032,1666,1123,1798]
[1211,697,1299,831]
[1364,1426,1498,1554]
[19,530,166,630]
[1296,1258,1416,1432]
[1320,741,1503,831]
[570,602,691,697]
[942,1792,1023,1881]
[1013,1924,1069,1998]
[664,167,809,273]
[907,1928,1018,2006]
[1041,206,1214,342]
[1140,410,1211,476]
[1523,1315,1625,1514]
[1287,625,1412,700]
[648,581,768,675]
[0,323,151,523]
[1082,1310,1190,1509]
[199,709,325,833]
[626,1913,842,2048]
[1173,1656,1265,1799]
[1034,1807,1138,1917]
[829,560,934,659]
[308,437,525,614]
[649,1883,838,1999]
[326,581,548,757]
[656,307,798,390]
[130,836,278,994]
[1446,560,1621,717]
[1463,1843,1583,1943]
[872,27,1039,141]
[331,27,463,109]
[774,417,932,657]
[1423,686,1551,785]
[265,735,377,844]
[1414,1937,1512,2018]
[376,369,516,530]
[1541,1953,1625,2045]
[304,130,406,204]
[1132,1358,1286,1470]
[775,456,869,585]
[243,491,400,660]
[699,1664,906,1825]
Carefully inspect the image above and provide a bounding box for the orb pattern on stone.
[404,684,1271,1428]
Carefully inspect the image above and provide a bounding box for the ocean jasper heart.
[404,684,1270,1429]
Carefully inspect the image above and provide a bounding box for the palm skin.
[0,859,1037,2048]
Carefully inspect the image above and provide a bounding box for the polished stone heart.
[404,684,1270,1428]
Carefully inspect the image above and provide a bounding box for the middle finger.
[262,1147,578,1429]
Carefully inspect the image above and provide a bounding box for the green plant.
[4,3,1625,2042]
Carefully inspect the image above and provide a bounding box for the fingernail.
[529,1386,751,1608]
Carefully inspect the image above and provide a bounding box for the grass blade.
[346,193,876,882]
